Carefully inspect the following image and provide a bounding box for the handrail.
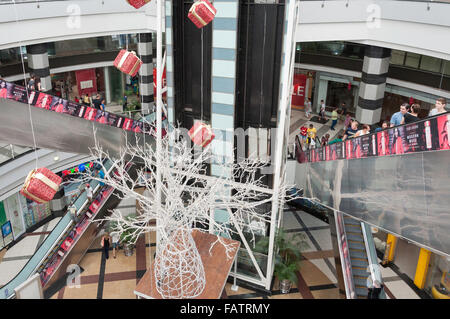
[296,111,450,164]
[334,211,357,299]
[361,222,387,299]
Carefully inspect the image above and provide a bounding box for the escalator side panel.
[0,99,153,159]
[296,150,450,256]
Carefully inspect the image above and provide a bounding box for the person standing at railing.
[401,103,420,124]
[307,124,317,149]
[354,124,370,138]
[390,103,408,127]
[367,279,384,299]
[375,121,389,132]
[330,107,338,130]
[343,120,359,140]
[27,74,36,91]
[428,98,447,117]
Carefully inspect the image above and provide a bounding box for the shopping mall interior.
[0,0,448,302]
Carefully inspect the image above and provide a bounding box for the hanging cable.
[12,0,39,169]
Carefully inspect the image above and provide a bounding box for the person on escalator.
[68,203,78,223]
[85,183,93,202]
[367,279,384,299]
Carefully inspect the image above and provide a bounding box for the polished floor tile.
[103,279,138,299]
[62,282,98,299]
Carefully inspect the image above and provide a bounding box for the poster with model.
[360,135,372,158]
[83,106,97,121]
[403,121,424,153]
[50,98,68,113]
[35,92,53,110]
[132,120,143,133]
[122,117,133,131]
[0,80,7,98]
[437,113,450,150]
[95,110,109,124]
[106,113,123,128]
[11,84,29,103]
[65,101,82,116]
[377,129,390,156]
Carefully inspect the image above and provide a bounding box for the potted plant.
[109,214,139,257]
[255,227,308,293]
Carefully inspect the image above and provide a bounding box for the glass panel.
[0,46,26,66]
[404,52,420,69]
[4,194,25,239]
[420,56,442,73]
[443,61,450,76]
[390,50,405,65]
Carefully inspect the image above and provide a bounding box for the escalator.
[332,211,386,299]
[0,159,135,299]
[0,79,161,158]
[292,113,450,257]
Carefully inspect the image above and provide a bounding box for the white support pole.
[156,0,163,247]
[265,0,299,291]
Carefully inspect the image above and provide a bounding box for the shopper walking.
[111,231,120,259]
[101,232,111,260]
[330,107,339,130]
[305,98,312,119]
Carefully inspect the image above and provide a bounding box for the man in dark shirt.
[92,94,102,110]
[343,120,359,140]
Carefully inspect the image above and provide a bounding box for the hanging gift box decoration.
[188,122,215,148]
[153,67,167,99]
[126,0,151,9]
[114,50,143,77]
[188,0,217,29]
[20,168,62,204]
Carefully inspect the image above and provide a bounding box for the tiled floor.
[288,109,346,146]
[0,206,423,299]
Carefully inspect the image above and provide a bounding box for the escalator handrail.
[334,211,357,299]
[0,159,110,299]
[360,222,387,299]
[296,111,450,164]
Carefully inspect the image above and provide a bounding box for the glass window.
[19,194,51,229]
[420,56,442,73]
[390,50,405,65]
[443,60,450,76]
[0,46,26,66]
[4,194,25,239]
[404,52,421,69]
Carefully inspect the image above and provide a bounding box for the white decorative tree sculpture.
[80,127,299,299]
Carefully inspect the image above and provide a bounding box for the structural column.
[26,43,52,92]
[138,33,154,114]
[50,187,66,218]
[103,66,112,104]
[355,45,391,125]
[210,0,239,227]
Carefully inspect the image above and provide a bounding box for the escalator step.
[344,224,361,229]
[355,287,368,297]
[351,268,370,277]
[347,234,365,242]
[343,216,360,225]
[349,249,367,259]
[350,258,369,268]
[354,277,368,287]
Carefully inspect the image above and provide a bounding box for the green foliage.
[254,228,308,286]
[109,214,139,245]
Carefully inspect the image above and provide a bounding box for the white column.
[104,66,111,104]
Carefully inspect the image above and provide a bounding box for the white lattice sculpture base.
[154,228,206,299]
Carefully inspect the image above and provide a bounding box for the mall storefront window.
[0,194,26,248]
[20,194,51,230]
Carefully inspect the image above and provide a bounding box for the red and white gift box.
[20,168,62,204]
[126,0,151,9]
[188,122,215,147]
[114,50,143,77]
[188,0,217,29]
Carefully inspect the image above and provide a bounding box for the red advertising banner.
[291,73,307,107]
[75,69,97,96]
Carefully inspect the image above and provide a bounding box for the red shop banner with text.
[75,69,97,96]
[291,73,307,107]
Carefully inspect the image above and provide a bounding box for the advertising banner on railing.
[297,113,449,164]
[0,80,165,139]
